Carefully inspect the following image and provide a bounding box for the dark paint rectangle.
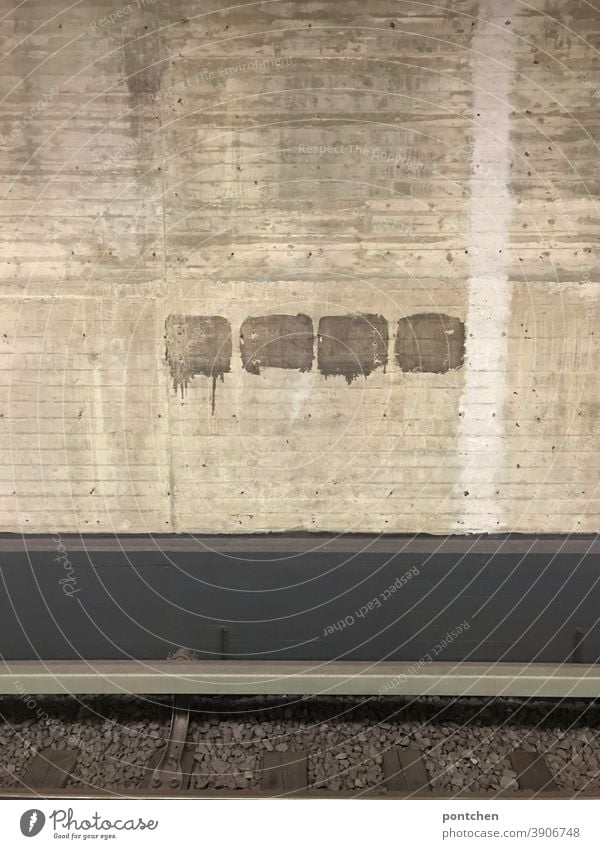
[240,314,313,374]
[318,314,388,382]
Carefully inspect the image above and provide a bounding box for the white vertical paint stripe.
[456,1,517,532]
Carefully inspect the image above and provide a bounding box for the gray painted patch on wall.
[395,313,465,373]
[240,314,314,375]
[317,314,388,383]
[165,315,232,408]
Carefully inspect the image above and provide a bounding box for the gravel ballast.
[0,695,598,794]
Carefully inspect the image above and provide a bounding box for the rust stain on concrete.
[317,314,388,383]
[165,315,232,411]
[395,313,465,373]
[240,314,314,375]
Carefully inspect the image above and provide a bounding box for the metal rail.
[1,661,599,698]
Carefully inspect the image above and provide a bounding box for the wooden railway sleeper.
[145,648,196,791]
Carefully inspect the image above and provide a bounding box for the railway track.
[1,659,599,798]
[1,682,599,798]
[1,745,596,799]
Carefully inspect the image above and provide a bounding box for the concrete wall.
[0,0,598,534]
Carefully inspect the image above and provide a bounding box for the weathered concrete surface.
[0,0,598,533]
